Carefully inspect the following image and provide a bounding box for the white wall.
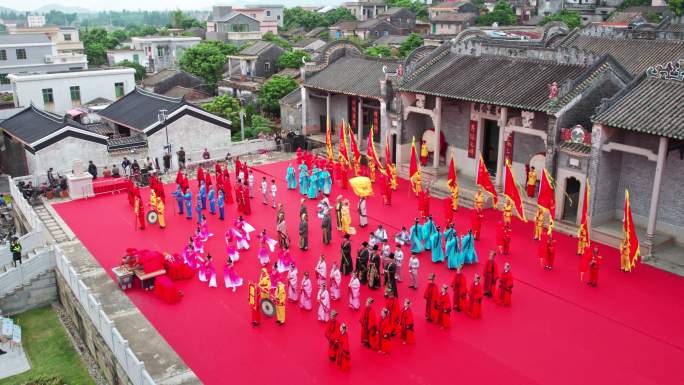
[107,51,149,69]
[11,69,135,113]
[146,112,232,169]
[32,136,109,176]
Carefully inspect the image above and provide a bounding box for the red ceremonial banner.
[468,120,478,159]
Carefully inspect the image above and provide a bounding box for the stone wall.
[55,272,133,385]
[592,146,621,224]
[442,101,471,150]
[0,270,57,315]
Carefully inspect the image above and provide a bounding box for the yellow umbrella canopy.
[349,176,373,197]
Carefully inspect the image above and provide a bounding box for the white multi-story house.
[7,25,85,55]
[342,0,389,21]
[106,49,150,69]
[8,68,136,114]
[27,15,46,28]
[0,33,88,92]
[131,36,201,73]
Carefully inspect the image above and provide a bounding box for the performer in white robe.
[287,264,298,301]
[348,272,361,310]
[358,197,368,228]
[315,254,327,288]
[329,262,342,300]
[317,282,331,322]
[299,272,313,310]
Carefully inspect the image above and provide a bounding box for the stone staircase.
[33,203,70,244]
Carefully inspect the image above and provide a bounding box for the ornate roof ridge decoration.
[646,60,684,81]
[303,40,363,73]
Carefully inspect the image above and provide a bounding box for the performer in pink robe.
[299,272,313,310]
[257,229,277,266]
[287,264,298,302]
[223,259,242,291]
[348,271,361,310]
[199,216,213,242]
[317,282,331,322]
[270,263,281,289]
[200,254,216,287]
[235,217,255,241]
[277,248,296,273]
[193,234,204,254]
[329,262,342,301]
[315,255,327,288]
[224,230,240,262]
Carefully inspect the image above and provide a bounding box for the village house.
[221,41,286,99]
[131,36,201,73]
[378,7,416,35]
[342,0,390,21]
[330,19,401,40]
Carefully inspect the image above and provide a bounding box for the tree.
[45,10,77,26]
[202,40,240,56]
[284,7,326,30]
[538,10,581,29]
[669,0,684,17]
[262,31,292,50]
[277,51,311,69]
[201,95,243,129]
[246,115,276,139]
[364,45,394,58]
[323,7,356,26]
[617,0,651,11]
[398,32,423,57]
[85,43,108,66]
[258,75,299,116]
[476,0,517,26]
[117,60,146,81]
[109,29,129,45]
[385,0,428,21]
[179,43,227,88]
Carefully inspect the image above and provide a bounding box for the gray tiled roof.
[0,106,65,144]
[303,56,399,98]
[560,35,684,76]
[0,33,51,45]
[399,53,587,111]
[373,35,409,46]
[98,88,184,131]
[239,41,279,56]
[280,87,302,106]
[593,76,684,140]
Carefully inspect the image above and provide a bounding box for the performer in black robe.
[385,253,398,298]
[368,245,382,289]
[340,234,353,274]
[322,211,332,245]
[356,242,369,284]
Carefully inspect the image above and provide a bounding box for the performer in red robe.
[335,324,350,371]
[437,285,451,329]
[467,274,483,319]
[295,148,303,165]
[382,173,392,206]
[443,197,453,226]
[423,273,438,322]
[495,262,513,306]
[471,208,484,240]
[181,176,189,194]
[340,165,349,190]
[451,267,468,312]
[400,299,415,345]
[360,298,377,348]
[587,247,601,287]
[215,163,222,174]
[224,174,234,204]
[216,172,224,192]
[127,179,135,207]
[579,248,592,282]
[378,308,393,354]
[134,196,146,230]
[175,170,183,186]
[384,289,400,335]
[418,190,430,218]
[482,251,499,297]
[197,167,204,188]
[241,182,251,215]
[325,311,340,361]
[205,172,212,188]
[235,183,245,213]
[544,234,556,270]
[235,157,242,177]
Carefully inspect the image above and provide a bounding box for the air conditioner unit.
[44,55,53,63]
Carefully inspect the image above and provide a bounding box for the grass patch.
[0,306,95,385]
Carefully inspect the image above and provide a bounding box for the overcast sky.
[2,1,334,12]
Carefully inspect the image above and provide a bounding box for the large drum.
[146,210,158,224]
[260,298,275,317]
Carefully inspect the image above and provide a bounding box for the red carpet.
[54,161,684,385]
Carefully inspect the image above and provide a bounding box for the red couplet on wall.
[468,120,478,158]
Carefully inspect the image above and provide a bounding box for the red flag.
[537,168,556,232]
[447,157,457,192]
[325,117,334,162]
[503,160,526,222]
[623,190,640,269]
[476,155,498,206]
[338,121,350,166]
[578,182,590,246]
[384,132,392,168]
[349,125,361,174]
[409,137,421,194]
[366,126,385,174]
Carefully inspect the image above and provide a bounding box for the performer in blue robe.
[422,215,437,251]
[195,197,202,224]
[172,185,184,215]
[409,218,424,254]
[286,164,297,190]
[321,170,332,195]
[208,187,216,215]
[218,190,225,220]
[299,166,309,195]
[430,226,445,263]
[446,231,461,269]
[443,224,456,246]
[307,170,318,199]
[183,191,192,220]
[199,181,207,210]
[460,230,478,265]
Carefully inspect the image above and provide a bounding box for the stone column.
[545,115,558,176]
[227,59,232,78]
[495,106,508,187]
[587,123,605,220]
[326,93,331,128]
[357,96,363,146]
[300,87,308,135]
[644,136,669,259]
[380,100,388,147]
[432,96,442,168]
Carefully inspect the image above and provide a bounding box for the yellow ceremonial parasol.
[349,176,373,197]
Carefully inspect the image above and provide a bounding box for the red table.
[92,177,128,194]
[154,276,182,303]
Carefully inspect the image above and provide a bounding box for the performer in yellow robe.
[258,268,272,300]
[410,170,422,195]
[577,227,588,255]
[619,239,631,272]
[533,209,544,240]
[368,160,376,183]
[157,199,166,229]
[451,185,459,211]
[150,190,157,211]
[502,198,513,225]
[341,201,352,234]
[474,188,484,211]
[275,282,286,325]
[387,163,398,190]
